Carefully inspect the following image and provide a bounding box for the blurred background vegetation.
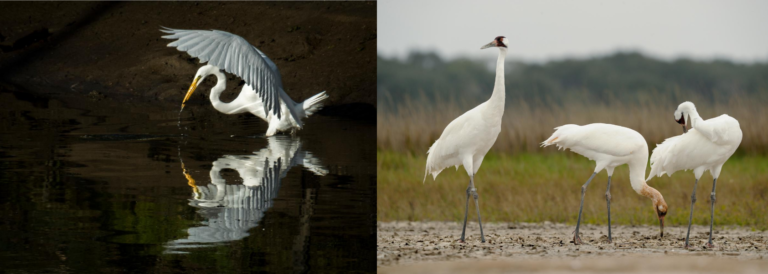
[377,51,768,229]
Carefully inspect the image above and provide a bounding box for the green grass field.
[378,150,768,229]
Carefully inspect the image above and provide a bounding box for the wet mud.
[378,222,768,273]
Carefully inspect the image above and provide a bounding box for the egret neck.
[207,68,239,114]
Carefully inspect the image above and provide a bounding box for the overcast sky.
[378,0,768,63]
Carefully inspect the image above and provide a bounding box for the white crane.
[647,101,742,249]
[423,36,508,243]
[161,27,328,136]
[542,123,668,244]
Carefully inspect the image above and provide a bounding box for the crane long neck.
[686,107,703,128]
[489,47,507,103]
[627,145,650,195]
[627,147,662,205]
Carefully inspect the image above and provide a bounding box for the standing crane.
[647,101,742,249]
[423,36,509,243]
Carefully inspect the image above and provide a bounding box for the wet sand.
[378,222,768,273]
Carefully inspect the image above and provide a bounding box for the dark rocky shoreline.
[0,2,376,118]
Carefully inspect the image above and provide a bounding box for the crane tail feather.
[423,140,445,183]
[647,135,681,181]
[541,124,578,148]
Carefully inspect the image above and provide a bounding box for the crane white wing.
[647,127,740,180]
[691,114,741,145]
[424,106,501,181]
[160,27,284,119]
[542,123,644,159]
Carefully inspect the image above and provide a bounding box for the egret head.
[674,101,696,133]
[481,36,509,49]
[181,65,220,111]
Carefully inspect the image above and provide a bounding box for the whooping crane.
[647,101,742,249]
[542,123,668,244]
[423,36,509,243]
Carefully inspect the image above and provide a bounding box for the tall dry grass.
[378,91,768,154]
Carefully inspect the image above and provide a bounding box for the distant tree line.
[378,51,768,110]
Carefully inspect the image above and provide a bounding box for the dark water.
[0,88,376,273]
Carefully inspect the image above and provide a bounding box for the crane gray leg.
[459,177,472,243]
[605,176,612,243]
[574,172,597,245]
[685,179,699,249]
[471,175,486,243]
[706,178,718,248]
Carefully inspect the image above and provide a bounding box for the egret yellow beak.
[181,76,202,111]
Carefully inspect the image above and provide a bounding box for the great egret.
[423,36,508,243]
[542,123,668,244]
[161,27,328,136]
[647,101,742,249]
[169,136,328,253]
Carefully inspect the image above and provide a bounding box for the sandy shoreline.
[378,221,768,273]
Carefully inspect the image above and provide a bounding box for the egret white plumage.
[542,123,668,244]
[647,101,742,249]
[161,27,328,136]
[423,36,508,243]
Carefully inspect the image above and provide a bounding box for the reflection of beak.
[181,76,202,111]
[182,163,199,194]
[481,41,496,49]
[659,216,665,237]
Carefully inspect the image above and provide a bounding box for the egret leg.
[574,172,597,245]
[605,176,612,243]
[706,178,718,249]
[471,177,486,243]
[684,179,699,249]
[459,177,472,243]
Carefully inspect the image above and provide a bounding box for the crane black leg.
[685,179,699,249]
[706,178,718,248]
[605,176,612,243]
[459,177,472,243]
[574,172,597,245]
[471,176,485,243]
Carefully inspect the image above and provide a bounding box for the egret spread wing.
[160,27,284,119]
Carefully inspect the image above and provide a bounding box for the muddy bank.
[0,2,375,116]
[378,222,768,272]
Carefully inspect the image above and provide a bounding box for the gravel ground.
[378,221,768,273]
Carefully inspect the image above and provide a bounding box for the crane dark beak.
[481,41,496,49]
[676,114,687,133]
[182,76,202,111]
[659,215,665,237]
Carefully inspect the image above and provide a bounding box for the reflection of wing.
[166,136,327,253]
[298,151,329,176]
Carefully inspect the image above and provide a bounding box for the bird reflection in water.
[166,136,328,254]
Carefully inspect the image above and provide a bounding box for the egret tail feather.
[301,91,328,117]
